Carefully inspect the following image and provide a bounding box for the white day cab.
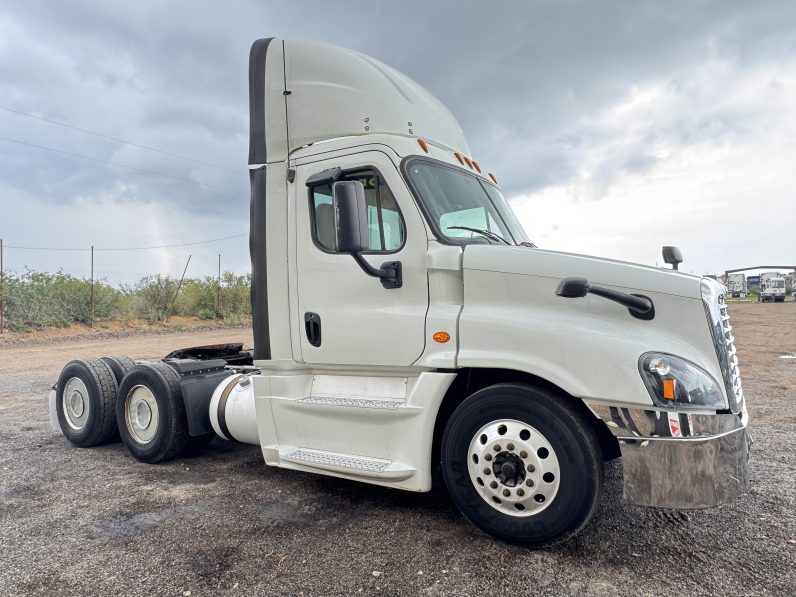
[49,38,751,545]
[758,272,786,303]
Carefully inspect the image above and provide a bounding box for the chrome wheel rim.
[467,419,561,517]
[62,377,90,430]
[125,385,159,444]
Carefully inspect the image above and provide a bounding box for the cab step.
[296,395,404,409]
[280,447,414,480]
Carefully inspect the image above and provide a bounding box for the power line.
[0,104,244,174]
[0,136,248,196]
[4,232,248,252]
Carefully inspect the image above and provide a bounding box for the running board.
[280,448,415,481]
[296,395,404,409]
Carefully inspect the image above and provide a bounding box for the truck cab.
[50,38,750,545]
[759,273,786,302]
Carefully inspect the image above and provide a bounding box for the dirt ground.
[0,303,794,596]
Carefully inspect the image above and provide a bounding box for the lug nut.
[502,489,510,497]
[494,445,501,452]
[525,479,534,487]
[490,481,498,489]
[484,454,492,462]
[527,464,535,473]
[483,468,491,476]
[516,488,525,497]
[506,443,514,451]
[519,450,527,459]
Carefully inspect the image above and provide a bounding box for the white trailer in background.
[48,38,750,546]
[727,273,747,298]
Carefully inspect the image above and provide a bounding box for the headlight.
[639,353,726,409]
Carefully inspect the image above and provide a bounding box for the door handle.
[305,312,322,347]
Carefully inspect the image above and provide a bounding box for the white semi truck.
[759,272,786,302]
[49,38,750,545]
[727,273,747,298]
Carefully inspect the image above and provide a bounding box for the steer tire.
[116,362,190,463]
[441,383,603,546]
[56,358,119,447]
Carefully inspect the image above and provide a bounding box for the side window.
[310,170,405,252]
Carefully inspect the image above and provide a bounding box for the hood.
[463,245,702,299]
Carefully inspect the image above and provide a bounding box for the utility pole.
[167,254,191,322]
[216,253,221,320]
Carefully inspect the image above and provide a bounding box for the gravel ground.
[0,304,794,596]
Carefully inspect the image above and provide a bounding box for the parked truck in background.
[48,38,750,545]
[727,273,747,298]
[759,272,786,302]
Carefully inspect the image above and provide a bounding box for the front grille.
[702,280,744,412]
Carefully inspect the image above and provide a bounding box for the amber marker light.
[463,156,474,169]
[662,379,676,400]
[417,138,429,153]
[433,331,451,343]
[488,173,498,184]
[454,152,464,165]
[472,160,481,173]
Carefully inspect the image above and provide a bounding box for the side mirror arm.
[555,277,654,320]
[351,253,403,289]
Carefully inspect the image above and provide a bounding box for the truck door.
[294,151,429,367]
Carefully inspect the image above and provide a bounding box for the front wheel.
[441,384,603,545]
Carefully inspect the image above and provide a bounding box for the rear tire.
[441,383,603,546]
[56,358,118,447]
[100,355,137,385]
[116,362,189,463]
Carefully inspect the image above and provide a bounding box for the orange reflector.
[472,160,482,173]
[488,173,498,184]
[417,139,429,153]
[433,331,451,344]
[463,156,473,169]
[662,379,676,400]
[454,152,464,165]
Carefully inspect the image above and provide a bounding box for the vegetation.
[0,270,251,332]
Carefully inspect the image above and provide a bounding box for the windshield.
[773,280,785,288]
[405,159,529,245]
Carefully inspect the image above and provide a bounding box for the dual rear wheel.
[55,358,213,462]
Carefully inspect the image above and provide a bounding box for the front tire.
[116,362,189,463]
[441,383,603,546]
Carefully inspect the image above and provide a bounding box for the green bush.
[0,269,251,332]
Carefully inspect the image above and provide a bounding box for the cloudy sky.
[1,0,794,283]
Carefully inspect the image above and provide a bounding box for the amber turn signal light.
[433,331,451,343]
[662,379,676,400]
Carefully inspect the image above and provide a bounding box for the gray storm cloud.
[0,0,794,279]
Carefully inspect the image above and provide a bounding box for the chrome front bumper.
[588,403,751,509]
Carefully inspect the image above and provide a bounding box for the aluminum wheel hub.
[125,385,159,444]
[467,419,561,517]
[62,377,90,430]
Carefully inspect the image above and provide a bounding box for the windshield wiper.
[447,226,512,245]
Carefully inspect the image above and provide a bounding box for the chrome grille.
[702,280,744,412]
